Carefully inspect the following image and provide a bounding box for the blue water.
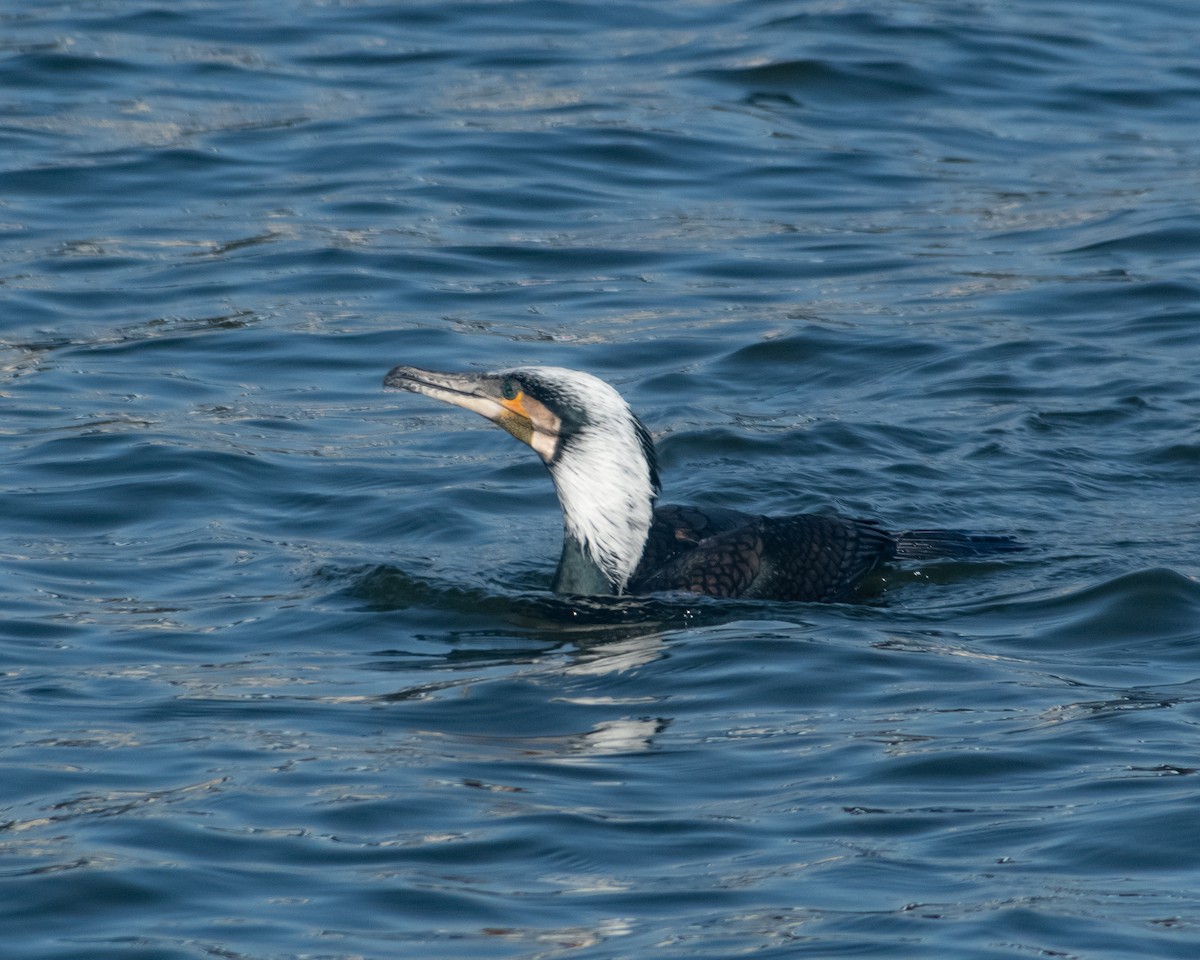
[4,1,1200,957]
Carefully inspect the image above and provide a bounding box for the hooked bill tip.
[383,365,419,390]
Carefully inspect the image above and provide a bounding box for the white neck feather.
[550,422,656,592]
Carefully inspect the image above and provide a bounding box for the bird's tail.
[893,529,1025,561]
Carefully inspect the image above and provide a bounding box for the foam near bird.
[384,364,1019,602]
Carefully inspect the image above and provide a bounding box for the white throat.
[550,422,657,592]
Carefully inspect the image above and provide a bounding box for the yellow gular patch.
[515,392,563,462]
[516,393,561,437]
[500,392,530,419]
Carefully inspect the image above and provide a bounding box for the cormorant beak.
[384,365,562,462]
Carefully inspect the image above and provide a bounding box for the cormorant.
[384,364,1018,602]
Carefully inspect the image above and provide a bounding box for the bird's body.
[384,364,1018,602]
[633,506,891,602]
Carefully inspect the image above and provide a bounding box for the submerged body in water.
[384,365,1019,602]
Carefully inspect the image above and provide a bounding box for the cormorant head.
[384,364,661,593]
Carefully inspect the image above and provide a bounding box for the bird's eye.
[501,378,519,401]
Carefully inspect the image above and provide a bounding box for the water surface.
[3,1,1200,957]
